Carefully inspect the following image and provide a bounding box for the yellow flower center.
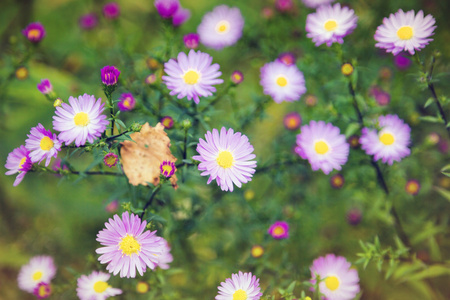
[119,234,141,256]
[162,164,173,174]
[341,63,353,76]
[28,29,41,39]
[216,150,234,169]
[16,67,28,80]
[251,245,264,258]
[105,155,117,166]
[38,285,50,297]
[32,271,43,281]
[325,276,340,291]
[406,182,419,194]
[123,98,131,108]
[233,289,247,300]
[215,20,230,33]
[276,76,288,87]
[397,26,413,40]
[314,140,329,155]
[19,157,27,169]
[324,20,338,31]
[183,70,200,85]
[136,282,149,294]
[74,112,90,127]
[93,281,109,293]
[379,132,395,145]
[40,136,54,151]
[273,226,285,236]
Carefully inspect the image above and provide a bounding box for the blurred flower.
[76,271,122,300]
[268,221,289,239]
[161,116,174,129]
[277,52,296,66]
[79,13,98,30]
[105,200,119,213]
[53,94,109,147]
[193,127,257,192]
[302,0,336,9]
[347,134,360,149]
[438,138,449,154]
[160,160,176,177]
[5,145,32,186]
[103,2,120,19]
[405,179,421,195]
[96,211,163,278]
[275,0,294,12]
[305,94,317,106]
[53,98,63,107]
[283,112,302,130]
[244,189,255,200]
[22,22,46,43]
[136,282,149,294]
[295,121,349,174]
[231,70,244,84]
[330,173,344,189]
[197,5,244,50]
[341,63,354,76]
[33,282,51,299]
[215,271,262,300]
[145,74,157,84]
[37,79,53,95]
[306,3,358,47]
[162,50,223,104]
[25,124,61,167]
[379,66,392,80]
[18,256,56,293]
[425,132,440,145]
[104,153,119,168]
[310,254,360,300]
[155,238,173,269]
[117,93,136,111]
[260,60,306,104]
[52,158,68,174]
[154,0,180,19]
[147,58,160,70]
[15,66,29,80]
[394,53,412,70]
[374,10,436,55]
[369,86,390,106]
[173,6,190,26]
[251,245,264,258]
[261,7,274,19]
[360,114,411,165]
[101,66,120,86]
[347,208,362,225]
[183,33,199,49]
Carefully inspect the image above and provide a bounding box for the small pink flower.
[268,221,289,239]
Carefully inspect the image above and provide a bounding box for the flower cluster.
[18,256,56,298]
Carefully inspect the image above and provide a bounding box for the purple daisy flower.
[360,114,411,165]
[216,271,263,300]
[103,2,120,19]
[183,33,199,49]
[394,53,412,70]
[260,60,306,103]
[310,254,360,300]
[302,0,335,9]
[101,66,120,86]
[162,50,224,104]
[230,70,244,84]
[104,153,119,168]
[25,124,61,167]
[197,5,244,50]
[277,52,296,66]
[268,221,289,239]
[96,211,163,278]
[155,238,173,269]
[76,271,122,300]
[53,94,109,147]
[18,256,56,293]
[295,121,349,175]
[37,79,52,95]
[374,10,436,55]
[161,116,174,129]
[283,112,302,130]
[22,22,46,43]
[5,145,33,186]
[117,93,136,111]
[305,3,358,47]
[79,13,98,30]
[160,160,176,177]
[173,6,191,26]
[33,282,51,299]
[193,127,257,192]
[154,0,180,19]
[405,179,421,195]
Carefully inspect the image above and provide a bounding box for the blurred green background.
[1,0,450,299]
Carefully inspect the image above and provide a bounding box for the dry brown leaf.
[120,122,178,189]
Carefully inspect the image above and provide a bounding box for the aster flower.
[183,33,199,49]
[216,271,263,300]
[197,5,244,50]
[302,0,336,9]
[18,256,56,293]
[161,116,174,129]
[104,153,119,168]
[360,114,411,165]
[173,6,191,26]
[22,22,46,43]
[330,173,344,189]
[103,2,120,19]
[310,254,360,300]
[305,3,358,47]
[230,70,244,84]
[374,10,436,55]
[15,66,29,80]
[79,13,98,30]
[33,282,51,299]
[25,124,61,167]
[145,74,157,84]
[347,135,360,149]
[76,271,122,300]
[347,208,362,226]
[117,93,136,111]
[160,160,176,177]
[154,0,179,18]
[295,120,349,175]
[283,112,302,130]
[193,127,257,192]
[268,221,289,239]
[260,60,306,103]
[162,50,224,104]
[101,66,120,86]
[155,238,173,269]
[394,53,411,70]
[5,145,33,186]
[96,211,163,278]
[53,94,109,147]
[136,281,149,293]
[275,0,294,13]
[37,79,52,95]
[405,179,420,195]
[277,52,296,66]
[251,245,264,258]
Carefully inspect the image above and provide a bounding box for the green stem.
[140,185,161,219]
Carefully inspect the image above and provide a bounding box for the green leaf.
[423,97,434,108]
[115,119,126,130]
[433,186,450,202]
[405,265,450,281]
[345,123,360,137]
[441,164,450,177]
[286,281,296,294]
[418,116,444,124]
